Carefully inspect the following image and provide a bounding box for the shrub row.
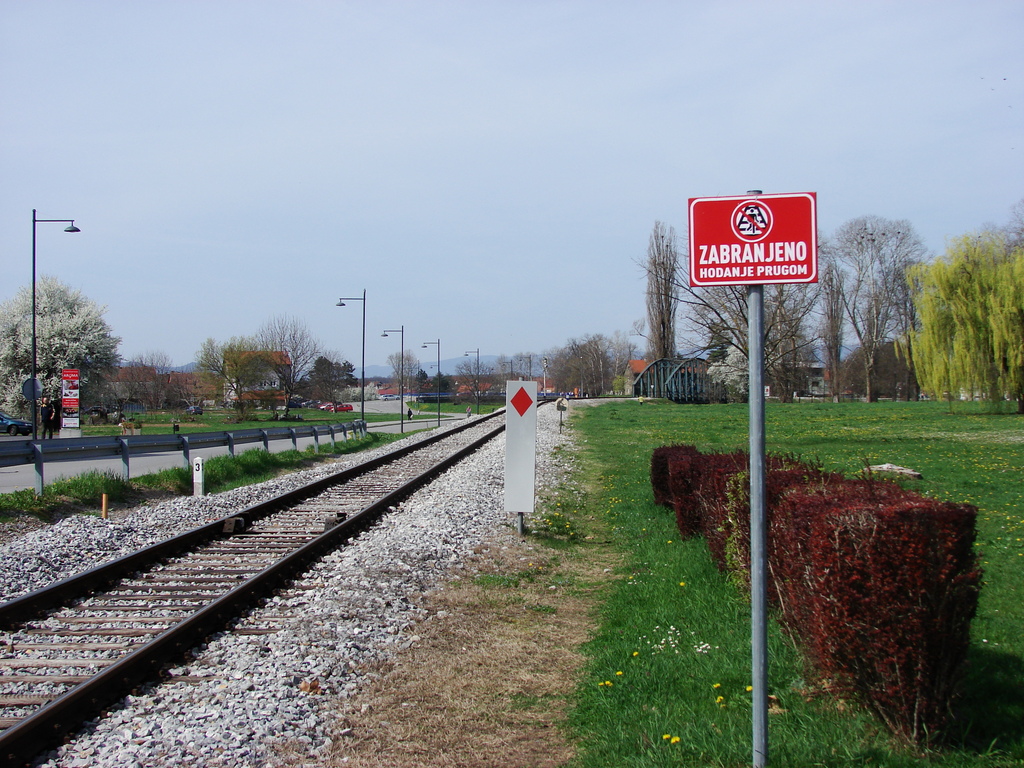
[651,445,982,744]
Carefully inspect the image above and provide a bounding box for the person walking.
[40,397,56,439]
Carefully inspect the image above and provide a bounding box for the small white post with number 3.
[193,456,205,497]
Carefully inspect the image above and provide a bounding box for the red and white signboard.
[688,192,817,286]
[61,368,81,429]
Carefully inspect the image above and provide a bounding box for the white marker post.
[193,456,205,496]
[689,190,818,767]
[505,381,538,535]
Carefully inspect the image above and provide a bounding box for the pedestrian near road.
[40,397,56,439]
[407,408,413,421]
[466,405,472,418]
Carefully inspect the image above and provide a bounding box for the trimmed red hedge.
[651,445,981,743]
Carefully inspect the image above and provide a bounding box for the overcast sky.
[2,1,1021,369]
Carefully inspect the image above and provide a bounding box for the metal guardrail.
[0,421,368,494]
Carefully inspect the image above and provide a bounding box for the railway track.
[0,410,510,767]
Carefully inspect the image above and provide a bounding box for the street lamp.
[465,348,480,414]
[31,209,80,441]
[422,340,440,427]
[382,326,405,433]
[337,290,366,422]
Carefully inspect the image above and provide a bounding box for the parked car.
[0,411,32,436]
[185,405,203,415]
[321,403,353,412]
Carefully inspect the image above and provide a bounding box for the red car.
[321,403,353,412]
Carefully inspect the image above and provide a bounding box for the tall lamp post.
[422,340,440,427]
[382,326,405,433]
[337,290,366,423]
[31,209,80,441]
[465,348,480,414]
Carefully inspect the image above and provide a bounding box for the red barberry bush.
[649,445,981,743]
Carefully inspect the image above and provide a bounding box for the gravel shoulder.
[320,515,615,768]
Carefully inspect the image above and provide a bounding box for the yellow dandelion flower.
[671,736,681,744]
[713,683,721,689]
[662,734,671,740]
[746,685,753,692]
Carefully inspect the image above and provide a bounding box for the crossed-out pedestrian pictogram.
[731,200,773,242]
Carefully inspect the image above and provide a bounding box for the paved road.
[0,403,472,493]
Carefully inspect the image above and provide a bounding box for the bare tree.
[678,281,818,401]
[110,363,155,411]
[829,216,926,401]
[121,350,174,409]
[455,356,495,408]
[559,335,613,396]
[167,370,209,410]
[607,330,641,394]
[542,333,639,396]
[257,315,322,414]
[642,221,679,360]
[817,252,846,400]
[1005,197,1024,250]
[387,349,421,393]
[510,352,537,380]
[195,336,275,419]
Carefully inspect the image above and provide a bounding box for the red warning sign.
[688,192,817,286]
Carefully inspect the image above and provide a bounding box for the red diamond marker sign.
[511,386,534,417]
[505,380,538,521]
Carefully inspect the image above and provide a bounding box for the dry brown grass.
[317,526,617,768]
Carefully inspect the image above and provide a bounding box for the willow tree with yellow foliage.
[910,232,1024,412]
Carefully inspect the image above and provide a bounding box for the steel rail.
[0,412,506,767]
[0,409,501,627]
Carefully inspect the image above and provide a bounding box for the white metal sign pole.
[690,189,817,768]
[504,381,538,535]
[749,282,768,767]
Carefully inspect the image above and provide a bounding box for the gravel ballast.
[0,405,575,768]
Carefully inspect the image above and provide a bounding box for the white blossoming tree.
[0,276,121,417]
[708,346,749,402]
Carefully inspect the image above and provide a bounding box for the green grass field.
[551,400,1022,767]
